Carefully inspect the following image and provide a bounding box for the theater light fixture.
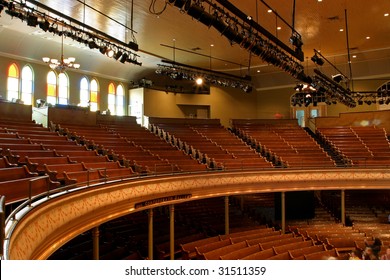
[332,74,345,83]
[156,61,253,93]
[166,0,307,82]
[311,53,324,66]
[0,0,142,67]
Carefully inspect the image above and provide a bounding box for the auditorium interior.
[0,0,390,261]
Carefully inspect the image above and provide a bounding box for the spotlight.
[88,40,98,49]
[106,48,115,58]
[332,74,344,83]
[114,50,123,60]
[294,84,303,91]
[379,99,385,105]
[27,14,38,27]
[120,53,128,63]
[195,77,203,85]
[242,85,253,93]
[39,19,50,31]
[311,53,324,66]
[99,46,107,55]
[187,3,215,27]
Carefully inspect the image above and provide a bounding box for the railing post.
[148,208,154,260]
[104,168,107,183]
[87,169,90,187]
[169,205,175,260]
[28,180,32,208]
[225,196,230,235]
[341,189,346,226]
[281,191,286,234]
[92,227,100,260]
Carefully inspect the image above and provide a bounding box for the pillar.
[341,190,346,226]
[281,192,286,234]
[148,208,153,260]
[170,205,175,260]
[92,227,100,260]
[225,196,230,235]
[240,195,245,212]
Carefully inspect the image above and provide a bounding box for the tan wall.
[256,88,293,119]
[144,86,258,127]
[0,55,129,114]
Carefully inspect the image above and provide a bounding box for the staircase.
[303,127,347,167]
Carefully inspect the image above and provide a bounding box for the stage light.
[120,53,128,63]
[332,74,344,83]
[27,14,38,26]
[39,19,50,31]
[114,50,123,60]
[106,48,114,58]
[311,53,324,66]
[196,77,203,85]
[88,40,98,49]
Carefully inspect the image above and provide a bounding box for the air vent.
[327,15,340,21]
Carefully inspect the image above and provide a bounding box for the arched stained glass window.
[7,63,19,101]
[21,65,34,105]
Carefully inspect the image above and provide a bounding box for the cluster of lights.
[167,0,306,81]
[42,56,80,71]
[0,0,141,66]
[155,64,253,93]
[354,91,390,106]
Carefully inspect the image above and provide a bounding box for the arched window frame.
[108,82,116,115]
[7,63,20,102]
[46,70,57,105]
[116,83,125,116]
[79,76,90,108]
[90,78,99,112]
[58,73,69,105]
[21,65,34,105]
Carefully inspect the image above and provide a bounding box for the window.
[116,84,125,116]
[108,83,116,115]
[7,63,19,101]
[90,79,99,112]
[21,65,34,105]
[58,73,69,105]
[79,77,89,107]
[46,71,57,105]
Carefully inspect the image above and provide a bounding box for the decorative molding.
[5,169,390,260]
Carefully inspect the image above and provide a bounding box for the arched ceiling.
[0,0,389,87]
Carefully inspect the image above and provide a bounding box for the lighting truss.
[0,0,142,66]
[166,0,308,82]
[156,62,253,93]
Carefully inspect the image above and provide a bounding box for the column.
[170,205,175,260]
[92,227,100,260]
[240,195,245,212]
[225,196,230,235]
[148,208,154,260]
[281,192,286,234]
[341,190,346,226]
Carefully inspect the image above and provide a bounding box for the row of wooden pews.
[317,126,390,167]
[232,120,335,168]
[149,119,272,170]
[180,227,335,260]
[101,123,208,173]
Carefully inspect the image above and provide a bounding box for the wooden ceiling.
[0,0,389,86]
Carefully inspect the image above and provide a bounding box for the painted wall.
[144,86,258,127]
[256,88,293,119]
[0,54,129,114]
